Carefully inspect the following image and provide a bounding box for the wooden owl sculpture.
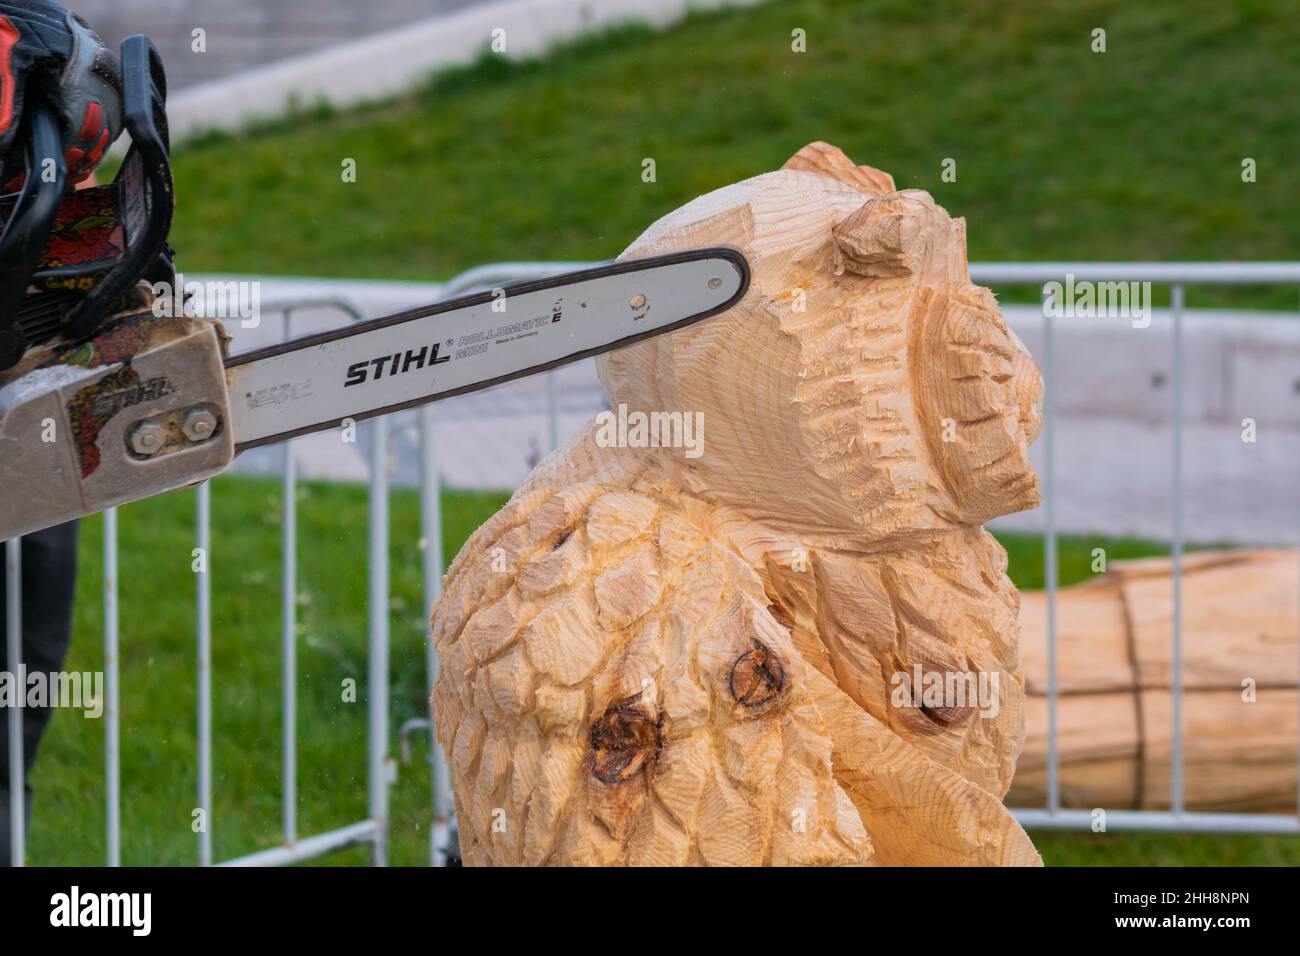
[431,142,1045,866]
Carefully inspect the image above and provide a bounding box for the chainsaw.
[0,37,749,541]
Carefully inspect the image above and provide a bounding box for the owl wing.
[431,480,872,866]
[805,664,1041,866]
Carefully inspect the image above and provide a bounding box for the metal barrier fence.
[4,261,1299,867]
[982,263,1300,836]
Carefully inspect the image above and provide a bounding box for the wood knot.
[891,658,977,734]
[730,641,786,707]
[921,697,972,728]
[589,697,660,785]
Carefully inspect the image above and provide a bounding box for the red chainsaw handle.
[0,93,66,368]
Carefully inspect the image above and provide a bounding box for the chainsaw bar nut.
[182,407,219,443]
[129,420,166,456]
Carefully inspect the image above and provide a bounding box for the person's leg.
[0,520,80,865]
[0,787,13,866]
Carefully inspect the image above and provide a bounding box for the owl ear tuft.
[783,142,896,196]
[831,191,940,277]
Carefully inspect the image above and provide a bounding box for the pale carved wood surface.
[431,143,1045,865]
[1013,548,1299,812]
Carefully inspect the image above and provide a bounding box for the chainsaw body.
[0,31,210,539]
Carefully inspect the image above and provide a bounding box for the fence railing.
[4,261,1299,867]
[971,262,1300,836]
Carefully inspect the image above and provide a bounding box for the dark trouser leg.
[0,520,80,865]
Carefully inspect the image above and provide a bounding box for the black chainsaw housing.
[0,35,174,371]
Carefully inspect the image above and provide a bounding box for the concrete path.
[990,415,1299,547]
[75,0,488,90]
[87,0,761,143]
[209,279,1300,548]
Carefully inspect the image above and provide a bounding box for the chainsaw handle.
[63,34,174,340]
[0,94,67,368]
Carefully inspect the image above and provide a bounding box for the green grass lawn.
[28,475,507,867]
[24,474,1298,866]
[163,0,1299,310]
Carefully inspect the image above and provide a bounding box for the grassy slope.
[26,475,1297,866]
[168,0,1299,308]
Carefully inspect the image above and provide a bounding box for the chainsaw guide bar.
[226,248,749,450]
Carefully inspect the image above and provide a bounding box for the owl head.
[598,143,1042,546]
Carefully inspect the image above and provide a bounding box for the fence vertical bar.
[368,418,390,866]
[282,438,297,846]
[420,405,453,865]
[281,312,297,847]
[547,371,559,452]
[196,481,213,865]
[5,537,22,866]
[103,508,121,866]
[1041,286,1060,813]
[1170,284,1185,815]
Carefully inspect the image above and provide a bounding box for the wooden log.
[1010,549,1299,811]
[432,143,1045,865]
